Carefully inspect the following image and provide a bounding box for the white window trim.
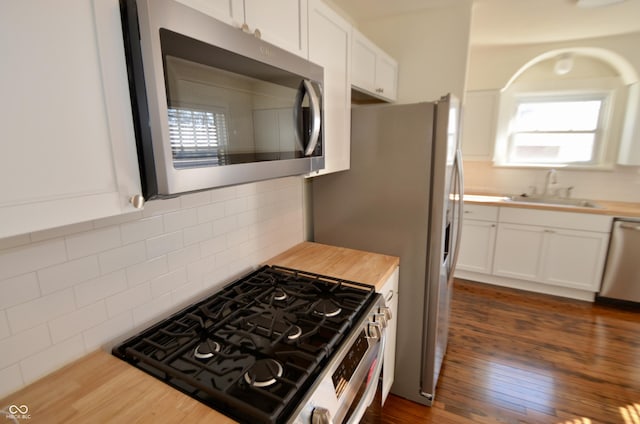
[493,78,621,170]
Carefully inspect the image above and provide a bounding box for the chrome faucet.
[543,169,558,197]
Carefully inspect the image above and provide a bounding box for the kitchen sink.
[504,195,602,208]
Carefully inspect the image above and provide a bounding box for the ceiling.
[328,0,640,45]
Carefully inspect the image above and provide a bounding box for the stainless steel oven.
[112,265,389,424]
[120,0,324,199]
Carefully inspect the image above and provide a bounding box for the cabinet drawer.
[499,208,612,232]
[462,204,498,222]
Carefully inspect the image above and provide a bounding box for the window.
[168,106,228,169]
[506,94,607,166]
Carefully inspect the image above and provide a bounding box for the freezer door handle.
[450,148,464,272]
[620,223,640,231]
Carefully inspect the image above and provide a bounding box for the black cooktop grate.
[112,265,375,424]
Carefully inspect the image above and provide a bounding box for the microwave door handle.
[303,80,322,156]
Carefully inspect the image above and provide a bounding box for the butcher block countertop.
[465,193,640,218]
[0,242,398,423]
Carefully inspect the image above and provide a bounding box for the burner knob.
[366,322,382,340]
[374,313,388,328]
[311,407,334,424]
[380,306,392,321]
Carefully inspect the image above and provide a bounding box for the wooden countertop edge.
[464,193,640,218]
[266,241,400,292]
[0,242,399,423]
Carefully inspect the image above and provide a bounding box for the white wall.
[359,2,473,103]
[464,31,640,201]
[467,31,640,91]
[0,176,305,398]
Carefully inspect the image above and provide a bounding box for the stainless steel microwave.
[120,0,324,199]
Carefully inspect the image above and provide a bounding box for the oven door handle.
[346,325,387,424]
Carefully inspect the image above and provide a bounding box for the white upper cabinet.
[176,0,309,58]
[308,0,351,175]
[351,29,398,102]
[0,0,142,239]
[461,90,499,160]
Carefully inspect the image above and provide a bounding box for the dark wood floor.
[362,279,640,424]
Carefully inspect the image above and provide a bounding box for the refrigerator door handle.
[450,148,464,272]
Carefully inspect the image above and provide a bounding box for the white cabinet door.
[542,229,609,291]
[493,223,546,281]
[457,220,497,274]
[351,29,398,102]
[461,90,499,160]
[378,267,399,405]
[308,0,351,175]
[0,0,141,239]
[494,222,610,291]
[174,0,243,26]
[244,0,308,58]
[175,0,308,57]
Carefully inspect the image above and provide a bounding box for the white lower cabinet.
[378,266,399,405]
[457,205,498,274]
[456,205,612,300]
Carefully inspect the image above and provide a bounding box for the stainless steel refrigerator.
[311,95,464,406]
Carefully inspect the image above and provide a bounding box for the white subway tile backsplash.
[183,222,213,246]
[186,255,217,285]
[146,231,183,259]
[132,293,173,327]
[20,334,86,385]
[0,364,23,399]
[119,215,163,245]
[224,197,248,216]
[74,271,128,308]
[48,302,108,344]
[0,240,67,281]
[82,312,133,351]
[0,311,9,340]
[197,202,225,224]
[98,241,147,274]
[199,235,226,257]
[105,283,151,318]
[65,227,121,260]
[150,268,188,298]
[125,256,168,287]
[0,273,40,310]
[6,289,76,334]
[0,176,305,396]
[212,216,237,237]
[226,227,249,247]
[0,325,51,369]
[210,185,237,203]
[179,191,211,209]
[163,208,198,233]
[171,280,204,307]
[38,256,100,295]
[167,244,201,271]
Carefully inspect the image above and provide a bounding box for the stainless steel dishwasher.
[599,218,640,303]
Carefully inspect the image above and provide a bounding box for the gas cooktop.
[112,265,376,424]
